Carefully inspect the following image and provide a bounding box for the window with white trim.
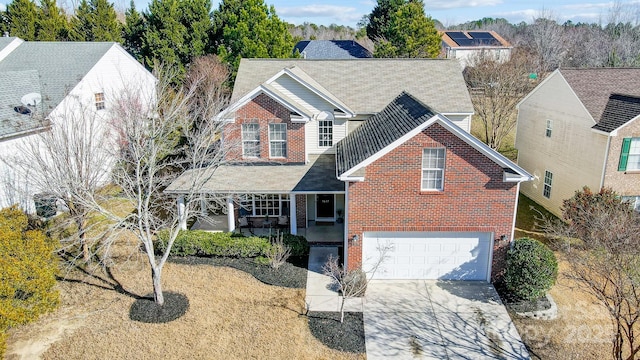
[240,194,289,216]
[269,123,287,158]
[619,138,640,171]
[545,119,552,137]
[318,119,333,147]
[241,123,260,157]
[543,170,553,198]
[421,148,445,191]
[95,92,105,110]
[622,196,640,212]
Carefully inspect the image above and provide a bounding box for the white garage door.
[362,232,492,281]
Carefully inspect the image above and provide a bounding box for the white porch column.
[177,196,187,230]
[227,197,235,232]
[290,193,297,235]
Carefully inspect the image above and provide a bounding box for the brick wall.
[224,93,305,163]
[346,123,518,281]
[603,119,640,195]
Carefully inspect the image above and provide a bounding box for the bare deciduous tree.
[540,187,640,360]
[8,96,114,263]
[322,244,390,323]
[464,49,536,151]
[85,60,231,305]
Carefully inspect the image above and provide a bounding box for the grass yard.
[4,238,364,360]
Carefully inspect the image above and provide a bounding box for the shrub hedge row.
[155,230,310,258]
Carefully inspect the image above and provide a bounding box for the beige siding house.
[515,68,640,216]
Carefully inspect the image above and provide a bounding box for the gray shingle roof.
[165,155,343,194]
[336,92,436,176]
[560,68,640,121]
[294,40,372,59]
[0,70,47,139]
[0,37,19,53]
[232,59,473,114]
[0,41,116,139]
[592,94,640,133]
[0,41,115,115]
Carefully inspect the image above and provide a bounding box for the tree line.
[3,0,638,81]
[1,0,295,78]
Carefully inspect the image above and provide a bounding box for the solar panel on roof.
[468,32,495,39]
[453,38,475,46]
[445,31,469,40]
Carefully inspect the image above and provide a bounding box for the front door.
[316,194,334,219]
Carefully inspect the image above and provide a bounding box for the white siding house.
[0,39,155,212]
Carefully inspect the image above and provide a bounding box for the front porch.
[191,216,344,245]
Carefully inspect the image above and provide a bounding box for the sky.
[207,0,640,28]
[1,0,638,27]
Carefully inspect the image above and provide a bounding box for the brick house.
[515,68,640,217]
[167,59,531,281]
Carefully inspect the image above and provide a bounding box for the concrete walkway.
[305,246,363,312]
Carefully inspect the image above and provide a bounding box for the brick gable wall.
[224,93,305,163]
[346,123,518,281]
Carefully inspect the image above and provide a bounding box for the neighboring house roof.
[559,68,640,122]
[592,94,640,133]
[0,40,118,141]
[0,42,114,115]
[293,40,372,59]
[232,59,474,114]
[0,37,20,53]
[165,155,344,194]
[336,92,532,182]
[0,70,47,140]
[440,31,511,48]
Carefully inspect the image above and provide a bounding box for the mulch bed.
[168,255,309,289]
[494,281,552,313]
[308,312,366,353]
[129,291,189,323]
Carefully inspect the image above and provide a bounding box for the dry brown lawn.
[5,241,363,360]
[510,256,614,360]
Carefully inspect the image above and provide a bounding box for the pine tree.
[365,0,404,41]
[123,1,145,61]
[211,0,295,79]
[36,0,69,41]
[143,0,211,75]
[370,0,441,58]
[70,0,122,42]
[6,0,37,40]
[69,0,92,40]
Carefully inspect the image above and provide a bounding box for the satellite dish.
[21,92,42,107]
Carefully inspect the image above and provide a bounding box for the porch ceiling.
[165,154,344,194]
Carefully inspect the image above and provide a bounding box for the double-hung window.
[543,170,553,198]
[619,138,640,171]
[545,119,552,137]
[241,123,260,157]
[95,92,105,110]
[318,119,333,147]
[421,148,445,191]
[269,123,287,158]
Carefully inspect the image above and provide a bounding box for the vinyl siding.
[516,71,607,217]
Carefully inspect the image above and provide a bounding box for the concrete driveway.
[364,280,530,360]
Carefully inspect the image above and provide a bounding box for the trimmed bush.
[504,237,558,301]
[0,206,60,357]
[155,230,272,258]
[281,233,309,257]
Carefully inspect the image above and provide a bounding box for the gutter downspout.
[509,182,522,249]
[600,135,612,190]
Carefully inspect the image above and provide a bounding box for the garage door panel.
[363,232,492,281]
